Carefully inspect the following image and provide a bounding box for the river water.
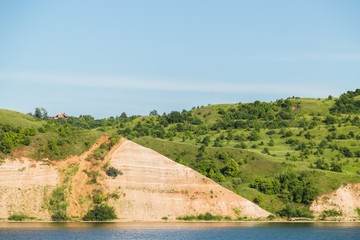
[1,222,360,240]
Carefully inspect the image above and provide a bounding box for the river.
[1,222,360,240]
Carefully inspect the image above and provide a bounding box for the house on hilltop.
[50,113,69,120]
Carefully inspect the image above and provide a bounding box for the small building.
[51,113,69,120]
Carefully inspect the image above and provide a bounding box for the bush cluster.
[83,204,117,221]
[106,167,122,178]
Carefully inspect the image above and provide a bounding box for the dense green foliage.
[277,204,313,219]
[250,171,317,204]
[0,109,102,159]
[83,204,117,221]
[0,124,35,154]
[49,187,68,221]
[106,167,122,178]
[330,89,360,113]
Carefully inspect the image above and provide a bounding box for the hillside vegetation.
[1,89,360,218]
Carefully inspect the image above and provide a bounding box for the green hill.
[0,109,101,159]
[1,89,360,217]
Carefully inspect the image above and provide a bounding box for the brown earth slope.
[61,136,126,218]
[56,135,110,218]
[106,139,270,221]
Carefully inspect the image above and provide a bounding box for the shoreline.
[1,219,360,223]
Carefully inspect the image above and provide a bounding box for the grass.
[192,104,235,125]
[0,109,42,128]
[288,98,335,115]
[29,128,102,160]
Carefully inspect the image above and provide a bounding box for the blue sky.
[0,0,359,118]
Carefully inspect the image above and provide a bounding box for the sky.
[0,0,359,118]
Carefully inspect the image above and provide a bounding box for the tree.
[247,130,260,141]
[149,110,158,116]
[119,112,127,119]
[330,162,342,172]
[221,159,240,177]
[340,147,353,158]
[277,204,313,218]
[34,107,48,120]
[314,159,329,170]
[0,132,15,154]
[34,108,42,119]
[202,136,211,146]
[41,107,48,120]
[324,116,337,125]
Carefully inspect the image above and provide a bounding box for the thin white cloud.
[0,70,332,96]
[255,53,360,62]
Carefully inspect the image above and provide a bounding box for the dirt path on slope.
[55,135,122,218]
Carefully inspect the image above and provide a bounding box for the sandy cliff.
[106,140,270,220]
[0,137,270,221]
[0,159,58,220]
[311,183,360,220]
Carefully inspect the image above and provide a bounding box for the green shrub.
[253,196,262,204]
[277,204,313,219]
[51,211,69,221]
[8,213,34,221]
[83,204,117,221]
[221,159,240,177]
[320,209,342,220]
[93,190,107,204]
[176,212,223,221]
[356,208,360,217]
[106,167,122,178]
[49,187,68,221]
[330,162,342,172]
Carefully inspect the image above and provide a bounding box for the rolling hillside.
[1,89,360,220]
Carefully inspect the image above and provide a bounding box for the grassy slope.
[0,109,102,160]
[133,98,360,214]
[0,109,42,128]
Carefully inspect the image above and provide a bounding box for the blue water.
[1,222,360,240]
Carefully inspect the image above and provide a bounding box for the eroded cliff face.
[311,183,360,221]
[0,159,58,220]
[106,140,270,221]
[0,138,270,221]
